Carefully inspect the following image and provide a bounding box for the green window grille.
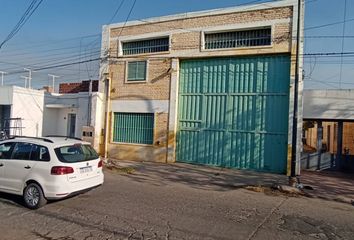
[122,37,169,55]
[205,28,271,49]
[127,61,147,81]
[113,112,154,144]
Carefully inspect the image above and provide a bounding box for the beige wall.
[105,3,296,163]
[305,122,354,155]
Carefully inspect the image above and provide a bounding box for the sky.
[0,0,353,90]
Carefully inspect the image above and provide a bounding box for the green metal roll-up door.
[176,55,290,173]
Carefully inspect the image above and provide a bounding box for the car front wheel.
[23,183,47,209]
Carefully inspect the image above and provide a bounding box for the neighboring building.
[302,89,354,172]
[0,85,104,152]
[59,80,99,94]
[99,0,304,174]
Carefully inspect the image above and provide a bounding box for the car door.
[0,142,15,191]
[2,142,37,193]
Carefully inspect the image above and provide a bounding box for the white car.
[0,136,104,209]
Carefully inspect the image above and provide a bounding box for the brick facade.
[105,2,297,163]
[110,59,171,100]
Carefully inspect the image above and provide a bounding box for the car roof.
[1,136,89,148]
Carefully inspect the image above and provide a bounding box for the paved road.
[0,169,354,240]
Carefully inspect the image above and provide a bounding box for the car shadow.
[0,192,25,207]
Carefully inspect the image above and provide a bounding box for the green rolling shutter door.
[176,55,290,173]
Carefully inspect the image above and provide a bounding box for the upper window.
[127,61,147,82]
[204,28,271,50]
[122,37,169,55]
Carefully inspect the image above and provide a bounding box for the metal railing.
[205,28,272,49]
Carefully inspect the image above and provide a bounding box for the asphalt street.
[0,169,353,240]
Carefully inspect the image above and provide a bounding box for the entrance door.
[176,55,291,173]
[67,113,76,137]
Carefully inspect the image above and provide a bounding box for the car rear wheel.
[23,183,47,209]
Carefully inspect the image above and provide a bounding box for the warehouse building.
[99,0,304,174]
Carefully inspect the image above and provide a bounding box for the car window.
[12,142,32,160]
[55,144,99,163]
[0,142,15,159]
[30,144,50,162]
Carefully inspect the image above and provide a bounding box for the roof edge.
[106,0,296,30]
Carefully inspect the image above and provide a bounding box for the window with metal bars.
[204,28,271,50]
[113,112,154,145]
[122,37,169,55]
[127,61,147,81]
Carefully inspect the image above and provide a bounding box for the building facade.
[100,0,304,174]
[0,85,104,152]
[302,89,354,172]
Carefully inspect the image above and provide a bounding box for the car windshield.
[54,144,99,163]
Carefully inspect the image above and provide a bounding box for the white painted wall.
[0,86,13,104]
[303,90,354,120]
[0,86,104,151]
[110,100,169,113]
[91,93,105,151]
[11,87,45,137]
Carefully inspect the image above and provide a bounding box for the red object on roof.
[59,80,99,94]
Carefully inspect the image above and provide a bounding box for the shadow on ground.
[0,192,24,207]
[106,160,288,192]
[301,170,354,203]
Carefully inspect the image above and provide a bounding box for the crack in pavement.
[32,231,76,240]
[246,197,288,240]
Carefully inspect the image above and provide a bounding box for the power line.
[305,17,354,31]
[0,0,43,50]
[339,0,347,89]
[116,0,138,38]
[109,0,126,24]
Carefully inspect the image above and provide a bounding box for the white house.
[0,86,104,152]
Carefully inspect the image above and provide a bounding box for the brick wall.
[110,7,292,38]
[106,4,294,163]
[107,113,169,162]
[110,59,171,100]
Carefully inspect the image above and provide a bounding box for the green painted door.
[176,55,290,173]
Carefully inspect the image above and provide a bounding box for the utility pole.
[290,0,303,186]
[48,74,60,93]
[20,76,29,88]
[0,71,7,86]
[24,68,35,89]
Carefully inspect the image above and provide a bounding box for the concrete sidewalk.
[107,160,288,191]
[300,170,354,204]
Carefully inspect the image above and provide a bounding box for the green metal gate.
[176,55,291,173]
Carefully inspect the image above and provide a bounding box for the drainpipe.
[289,0,303,186]
[104,76,111,160]
[87,79,93,126]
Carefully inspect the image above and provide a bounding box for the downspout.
[104,77,111,160]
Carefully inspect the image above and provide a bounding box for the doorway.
[67,113,76,137]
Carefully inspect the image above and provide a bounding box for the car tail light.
[51,166,74,175]
[98,160,103,168]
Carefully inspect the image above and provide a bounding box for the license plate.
[80,166,92,173]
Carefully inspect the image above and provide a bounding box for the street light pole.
[24,68,35,89]
[21,76,29,88]
[290,0,303,186]
[48,74,60,93]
